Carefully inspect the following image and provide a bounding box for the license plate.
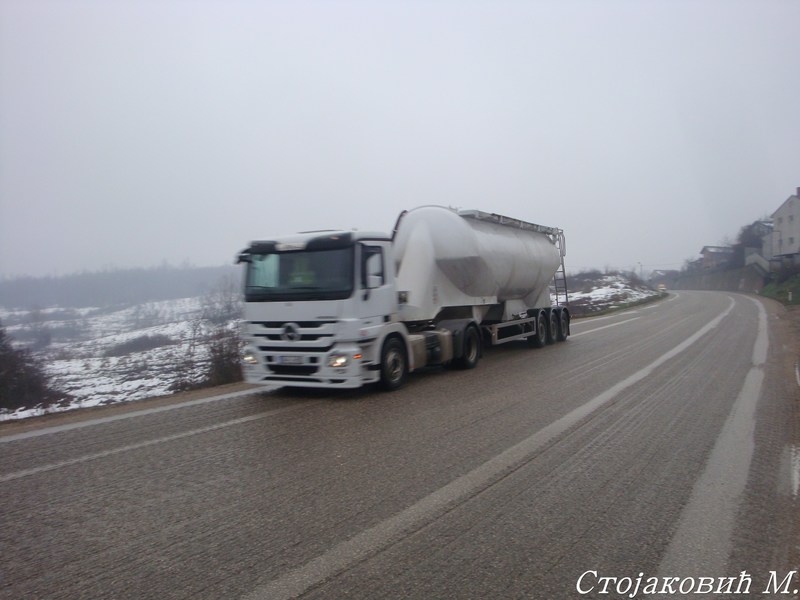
[277,355,304,365]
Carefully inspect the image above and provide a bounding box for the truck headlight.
[328,354,349,368]
[242,348,259,365]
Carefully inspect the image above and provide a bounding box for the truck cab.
[237,231,409,389]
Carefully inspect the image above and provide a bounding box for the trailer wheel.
[379,337,407,391]
[455,325,481,369]
[557,310,570,342]
[547,310,559,344]
[529,312,548,348]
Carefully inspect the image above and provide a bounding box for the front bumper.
[242,343,378,389]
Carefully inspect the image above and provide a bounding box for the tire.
[454,325,481,369]
[379,337,407,390]
[557,310,569,342]
[546,310,559,344]
[528,312,548,348]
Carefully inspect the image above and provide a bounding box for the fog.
[1,0,798,279]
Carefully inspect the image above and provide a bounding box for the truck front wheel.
[379,337,407,390]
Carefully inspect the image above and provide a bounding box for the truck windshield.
[245,247,354,301]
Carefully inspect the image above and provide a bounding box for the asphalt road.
[1,291,798,600]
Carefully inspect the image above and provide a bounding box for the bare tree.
[193,275,244,388]
[200,275,241,325]
[203,325,243,386]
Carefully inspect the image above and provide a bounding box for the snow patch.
[1,296,235,421]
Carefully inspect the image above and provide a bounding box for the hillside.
[0,295,238,419]
[566,271,662,315]
[0,271,661,421]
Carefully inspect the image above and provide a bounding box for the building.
[767,187,800,265]
[699,246,735,270]
[753,220,775,260]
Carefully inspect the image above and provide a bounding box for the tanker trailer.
[237,206,569,391]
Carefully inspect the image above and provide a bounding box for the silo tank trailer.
[237,205,570,390]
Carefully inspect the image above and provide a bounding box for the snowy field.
[1,297,233,421]
[0,273,661,421]
[565,273,661,314]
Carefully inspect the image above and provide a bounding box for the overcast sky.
[1,0,798,279]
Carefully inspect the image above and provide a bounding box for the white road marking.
[242,299,735,600]
[795,361,800,388]
[658,296,768,576]
[0,400,314,483]
[571,317,641,337]
[0,387,273,444]
[571,313,632,325]
[639,302,661,310]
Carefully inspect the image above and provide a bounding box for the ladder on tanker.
[552,232,569,307]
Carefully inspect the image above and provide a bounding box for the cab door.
[358,242,396,327]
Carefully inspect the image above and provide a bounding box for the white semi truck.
[237,206,569,390]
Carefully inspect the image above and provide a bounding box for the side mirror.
[367,275,382,289]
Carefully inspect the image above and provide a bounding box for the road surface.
[1,291,798,599]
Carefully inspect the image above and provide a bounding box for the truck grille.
[250,321,337,348]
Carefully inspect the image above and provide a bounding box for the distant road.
[1,291,797,599]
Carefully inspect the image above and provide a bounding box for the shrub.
[0,322,69,411]
[202,327,242,387]
[761,275,800,305]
